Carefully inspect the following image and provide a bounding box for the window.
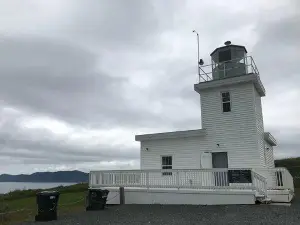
[221,92,231,112]
[219,49,231,62]
[161,156,172,176]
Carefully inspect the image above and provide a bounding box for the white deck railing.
[252,171,267,196]
[89,168,269,196]
[198,56,259,83]
[253,167,294,192]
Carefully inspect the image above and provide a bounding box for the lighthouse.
[136,42,276,172]
[194,41,274,169]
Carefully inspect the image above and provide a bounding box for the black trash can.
[86,189,109,211]
[35,191,60,222]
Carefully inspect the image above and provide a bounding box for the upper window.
[162,156,172,176]
[221,92,231,112]
[219,49,231,62]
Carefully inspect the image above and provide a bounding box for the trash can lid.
[37,191,60,196]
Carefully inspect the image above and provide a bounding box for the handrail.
[198,55,259,83]
[90,168,255,173]
[90,168,260,192]
[250,56,260,75]
[253,167,294,192]
[89,168,294,201]
[251,171,267,197]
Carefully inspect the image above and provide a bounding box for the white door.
[201,152,213,187]
[201,152,212,168]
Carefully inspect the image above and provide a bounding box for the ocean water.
[0,182,76,194]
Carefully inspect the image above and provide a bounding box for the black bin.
[86,189,109,211]
[35,191,60,222]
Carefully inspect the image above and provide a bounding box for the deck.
[89,168,294,204]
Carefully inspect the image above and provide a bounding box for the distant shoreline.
[0,170,89,183]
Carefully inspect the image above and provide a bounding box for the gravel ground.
[19,200,300,225]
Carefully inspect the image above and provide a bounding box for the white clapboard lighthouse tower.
[194,41,276,169]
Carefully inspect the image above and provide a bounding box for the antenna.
[192,30,211,82]
[192,30,200,78]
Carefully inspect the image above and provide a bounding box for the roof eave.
[194,73,266,97]
[264,132,277,146]
[210,45,248,56]
[135,129,206,142]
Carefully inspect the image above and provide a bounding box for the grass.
[0,183,88,225]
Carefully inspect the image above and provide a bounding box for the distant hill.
[0,170,89,183]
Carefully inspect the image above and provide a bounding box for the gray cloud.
[252,4,300,84]
[65,0,163,46]
[0,137,138,164]
[0,111,139,165]
[0,37,174,129]
[251,0,300,159]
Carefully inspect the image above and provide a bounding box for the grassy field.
[0,183,88,225]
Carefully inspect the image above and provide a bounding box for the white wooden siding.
[254,88,266,167]
[258,141,276,188]
[140,136,209,170]
[200,82,261,168]
[139,80,273,171]
[264,141,275,168]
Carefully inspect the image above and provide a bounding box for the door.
[201,152,213,186]
[212,152,228,186]
[201,152,212,169]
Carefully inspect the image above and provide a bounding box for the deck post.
[283,169,287,189]
[176,170,180,189]
[88,172,92,188]
[119,187,125,205]
[146,171,149,189]
[250,170,255,191]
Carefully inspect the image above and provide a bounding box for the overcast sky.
[0,0,299,175]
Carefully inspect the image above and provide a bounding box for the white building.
[136,43,276,172]
[89,42,294,205]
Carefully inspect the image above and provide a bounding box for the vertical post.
[264,182,267,196]
[193,30,200,82]
[89,172,91,188]
[251,170,255,191]
[93,172,96,187]
[197,33,200,80]
[146,171,149,189]
[99,172,102,186]
[243,56,247,74]
[282,169,286,188]
[119,187,125,205]
[96,173,99,186]
[176,170,180,189]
